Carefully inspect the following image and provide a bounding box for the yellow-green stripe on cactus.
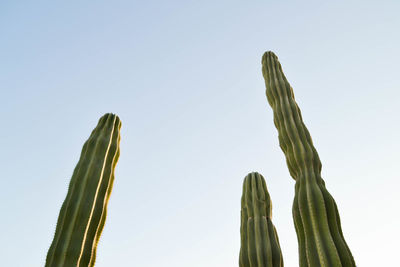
[261,52,355,267]
[45,113,121,267]
[239,172,283,267]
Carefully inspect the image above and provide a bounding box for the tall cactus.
[240,172,283,267]
[45,113,121,267]
[261,52,355,267]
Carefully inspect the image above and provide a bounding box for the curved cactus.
[261,51,355,267]
[240,172,283,267]
[45,113,121,267]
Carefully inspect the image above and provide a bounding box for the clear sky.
[1,1,399,266]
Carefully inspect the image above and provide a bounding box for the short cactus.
[239,172,283,267]
[45,113,121,267]
[261,51,355,267]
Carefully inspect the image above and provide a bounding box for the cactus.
[261,51,355,267]
[239,172,283,267]
[45,113,121,267]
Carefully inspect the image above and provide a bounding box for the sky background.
[1,1,399,266]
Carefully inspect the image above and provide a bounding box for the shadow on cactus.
[238,51,356,267]
[45,113,121,267]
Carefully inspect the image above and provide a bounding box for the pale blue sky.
[1,1,399,266]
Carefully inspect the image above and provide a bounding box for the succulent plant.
[45,113,121,267]
[239,172,284,267]
[260,51,355,267]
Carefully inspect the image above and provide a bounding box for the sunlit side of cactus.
[240,172,283,267]
[261,52,355,267]
[45,113,121,267]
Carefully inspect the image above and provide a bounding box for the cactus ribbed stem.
[239,172,283,267]
[45,113,121,267]
[261,52,355,267]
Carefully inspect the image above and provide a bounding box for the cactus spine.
[240,172,283,267]
[261,52,355,267]
[45,113,121,267]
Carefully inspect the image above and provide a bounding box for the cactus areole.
[262,51,355,267]
[45,113,121,267]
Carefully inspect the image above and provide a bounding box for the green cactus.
[239,172,283,267]
[261,51,355,267]
[45,113,121,267]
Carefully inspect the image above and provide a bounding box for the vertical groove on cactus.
[240,172,284,267]
[261,51,355,267]
[45,113,121,267]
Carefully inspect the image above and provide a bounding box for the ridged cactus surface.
[45,113,121,267]
[261,52,355,267]
[240,172,283,267]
